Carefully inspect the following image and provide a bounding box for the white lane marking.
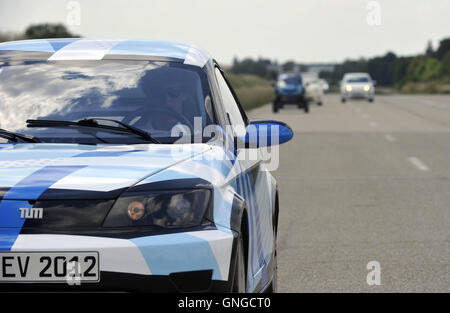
[407,157,429,171]
[384,134,396,142]
[370,121,377,127]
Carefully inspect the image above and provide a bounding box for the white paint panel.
[11,235,151,275]
[188,230,234,280]
[184,46,209,67]
[48,39,122,60]
[49,176,137,191]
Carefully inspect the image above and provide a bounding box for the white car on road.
[340,73,375,102]
[302,72,324,106]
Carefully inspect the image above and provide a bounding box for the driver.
[151,82,190,131]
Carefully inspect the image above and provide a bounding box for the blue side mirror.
[244,119,293,148]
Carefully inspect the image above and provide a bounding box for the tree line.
[320,38,450,89]
[230,37,450,91]
[0,23,78,42]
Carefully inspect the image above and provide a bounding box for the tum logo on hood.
[19,207,43,219]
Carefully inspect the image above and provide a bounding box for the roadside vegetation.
[0,23,78,43]
[225,73,274,111]
[321,39,450,94]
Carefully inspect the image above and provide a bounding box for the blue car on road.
[0,39,293,292]
[273,73,308,113]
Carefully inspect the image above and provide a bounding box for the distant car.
[273,73,308,113]
[340,73,375,102]
[318,79,329,92]
[302,72,324,106]
[0,38,294,293]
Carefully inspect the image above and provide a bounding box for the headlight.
[103,189,211,228]
[277,81,287,88]
[364,85,371,91]
[345,85,352,92]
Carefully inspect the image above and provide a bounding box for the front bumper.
[0,228,237,292]
[342,91,374,99]
[276,93,305,104]
[0,270,232,292]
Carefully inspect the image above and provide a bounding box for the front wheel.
[232,234,247,293]
[272,101,280,113]
[304,102,309,113]
[266,250,278,293]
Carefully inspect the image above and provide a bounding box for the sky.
[0,0,449,65]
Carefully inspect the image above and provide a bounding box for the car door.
[214,66,275,292]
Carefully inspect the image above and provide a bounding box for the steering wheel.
[122,106,194,131]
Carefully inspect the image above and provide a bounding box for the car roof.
[0,38,211,67]
[343,72,370,78]
[279,73,301,80]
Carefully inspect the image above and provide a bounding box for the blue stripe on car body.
[0,166,84,250]
[0,39,211,68]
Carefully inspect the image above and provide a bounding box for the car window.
[0,60,213,144]
[346,76,370,83]
[279,75,302,85]
[214,68,246,136]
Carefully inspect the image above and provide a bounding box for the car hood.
[278,84,303,95]
[279,84,302,90]
[0,143,211,200]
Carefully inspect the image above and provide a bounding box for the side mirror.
[243,119,293,148]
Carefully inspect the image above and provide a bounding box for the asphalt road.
[249,94,450,292]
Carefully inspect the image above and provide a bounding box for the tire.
[341,98,346,103]
[272,100,280,113]
[304,101,309,113]
[368,98,374,103]
[317,101,323,106]
[232,233,247,293]
[266,250,278,293]
[266,207,278,293]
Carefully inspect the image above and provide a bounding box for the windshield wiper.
[26,118,160,144]
[0,128,41,143]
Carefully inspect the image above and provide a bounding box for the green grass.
[226,73,274,111]
[397,78,450,94]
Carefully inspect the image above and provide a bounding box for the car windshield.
[347,76,370,83]
[0,59,214,144]
[280,75,302,85]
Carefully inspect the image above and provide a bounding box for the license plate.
[0,252,99,283]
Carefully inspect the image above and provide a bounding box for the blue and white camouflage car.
[0,39,293,292]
